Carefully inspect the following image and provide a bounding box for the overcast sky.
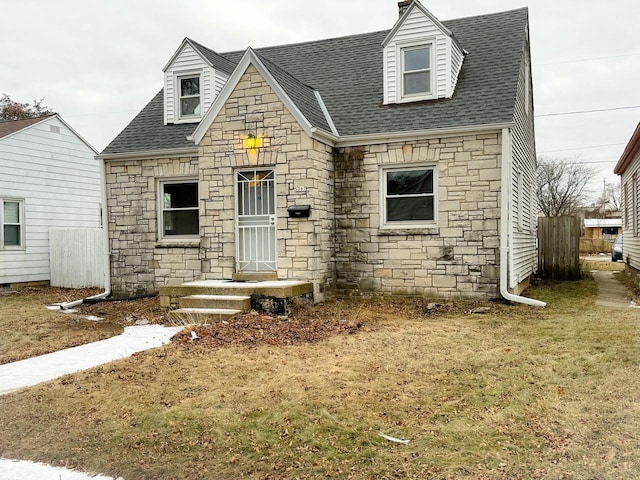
[2,0,638,201]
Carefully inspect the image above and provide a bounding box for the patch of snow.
[0,458,120,480]
[0,325,182,396]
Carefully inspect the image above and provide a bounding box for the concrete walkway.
[592,270,635,308]
[0,324,182,396]
[0,324,182,479]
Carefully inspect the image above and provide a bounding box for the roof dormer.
[383,1,466,105]
[163,38,234,125]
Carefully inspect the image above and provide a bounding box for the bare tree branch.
[537,156,595,216]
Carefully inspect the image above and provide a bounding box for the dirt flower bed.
[172,296,513,351]
[76,295,171,325]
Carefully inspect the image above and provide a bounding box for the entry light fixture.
[243,133,263,164]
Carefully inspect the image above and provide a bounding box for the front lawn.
[1,279,639,479]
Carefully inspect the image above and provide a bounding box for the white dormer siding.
[163,42,229,125]
[383,2,465,104]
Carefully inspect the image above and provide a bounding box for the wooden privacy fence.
[538,216,581,280]
[49,228,107,288]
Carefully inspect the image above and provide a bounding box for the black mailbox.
[287,205,311,218]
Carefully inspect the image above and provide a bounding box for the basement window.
[159,180,199,239]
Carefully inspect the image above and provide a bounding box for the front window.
[1,199,24,249]
[402,45,431,97]
[160,181,198,238]
[179,76,201,118]
[382,166,436,226]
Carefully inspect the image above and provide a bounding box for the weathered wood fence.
[49,228,107,288]
[538,216,581,280]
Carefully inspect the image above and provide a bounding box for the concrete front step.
[169,308,241,324]
[178,294,251,311]
[160,280,314,313]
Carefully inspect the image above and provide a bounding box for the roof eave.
[614,122,640,175]
[334,122,513,147]
[383,0,453,47]
[97,146,198,161]
[191,47,316,145]
[162,38,213,73]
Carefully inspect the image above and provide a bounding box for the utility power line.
[535,105,640,117]
[538,142,627,154]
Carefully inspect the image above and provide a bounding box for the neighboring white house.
[0,114,101,285]
[614,121,640,274]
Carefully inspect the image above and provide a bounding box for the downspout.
[58,157,112,309]
[499,127,546,307]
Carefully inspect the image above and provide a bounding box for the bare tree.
[0,94,54,121]
[536,156,595,217]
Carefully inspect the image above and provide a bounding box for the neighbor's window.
[160,181,198,238]
[402,45,432,97]
[382,166,436,226]
[179,75,201,118]
[1,198,24,249]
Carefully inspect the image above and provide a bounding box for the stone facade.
[334,133,503,298]
[198,65,335,300]
[106,156,201,294]
[105,66,505,300]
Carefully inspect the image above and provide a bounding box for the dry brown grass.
[1,280,639,479]
[581,259,625,272]
[0,286,123,364]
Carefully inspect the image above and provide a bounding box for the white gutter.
[59,158,112,309]
[333,123,512,148]
[499,127,546,307]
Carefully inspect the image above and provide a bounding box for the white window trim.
[1,197,25,250]
[157,178,199,241]
[379,164,438,229]
[396,38,436,103]
[173,70,203,123]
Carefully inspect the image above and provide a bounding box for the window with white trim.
[159,180,199,239]
[178,75,201,119]
[401,44,432,98]
[382,166,436,226]
[1,198,24,249]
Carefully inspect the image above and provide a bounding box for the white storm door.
[235,169,277,272]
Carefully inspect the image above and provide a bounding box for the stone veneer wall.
[198,65,335,300]
[106,156,201,294]
[334,132,503,298]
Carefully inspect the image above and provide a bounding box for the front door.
[235,169,277,273]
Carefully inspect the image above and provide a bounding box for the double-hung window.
[1,198,24,249]
[402,44,432,98]
[178,75,201,119]
[382,166,436,226]
[159,180,199,239]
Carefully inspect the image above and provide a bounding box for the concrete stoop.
[161,280,314,324]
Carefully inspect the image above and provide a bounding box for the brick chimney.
[398,0,412,17]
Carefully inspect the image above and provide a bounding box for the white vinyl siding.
[508,48,537,290]
[0,116,101,284]
[620,155,640,269]
[164,43,228,124]
[383,5,464,104]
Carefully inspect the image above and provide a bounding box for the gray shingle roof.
[102,8,527,155]
[253,50,332,133]
[189,38,236,75]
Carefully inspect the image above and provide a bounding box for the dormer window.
[402,45,431,96]
[178,75,201,118]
